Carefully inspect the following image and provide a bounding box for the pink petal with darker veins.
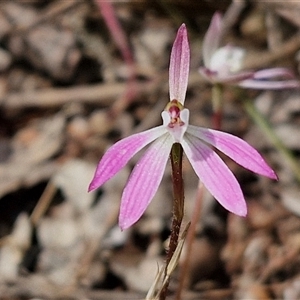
[187,125,278,179]
[119,134,173,230]
[88,126,167,192]
[182,134,247,216]
[169,24,190,104]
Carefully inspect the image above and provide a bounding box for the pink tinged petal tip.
[119,134,173,230]
[203,12,223,68]
[182,134,247,216]
[187,126,278,180]
[169,24,190,104]
[88,126,167,192]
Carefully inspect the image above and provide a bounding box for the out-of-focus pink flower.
[89,24,277,230]
[200,12,300,89]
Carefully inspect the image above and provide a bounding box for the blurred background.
[1,1,300,299]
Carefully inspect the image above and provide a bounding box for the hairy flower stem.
[176,181,204,300]
[212,84,224,130]
[244,99,300,182]
[160,143,184,300]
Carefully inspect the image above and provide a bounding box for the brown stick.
[1,71,204,110]
[10,1,82,36]
[30,181,57,226]
[1,81,156,109]
[242,34,300,70]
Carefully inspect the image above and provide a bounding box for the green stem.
[244,99,300,182]
[159,143,184,300]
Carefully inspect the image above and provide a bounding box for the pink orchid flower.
[89,24,277,230]
[200,12,300,89]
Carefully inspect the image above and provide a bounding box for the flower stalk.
[176,181,204,300]
[160,143,184,299]
[170,143,185,226]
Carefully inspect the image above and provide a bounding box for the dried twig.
[243,33,300,70]
[30,181,57,226]
[9,0,82,36]
[1,72,203,110]
[265,11,283,51]
[222,0,247,35]
[1,81,155,109]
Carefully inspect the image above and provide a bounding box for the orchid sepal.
[88,126,167,192]
[187,125,278,180]
[169,24,190,104]
[119,134,172,230]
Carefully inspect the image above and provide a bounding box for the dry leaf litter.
[0,1,300,299]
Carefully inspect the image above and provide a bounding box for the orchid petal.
[253,68,295,79]
[217,71,255,84]
[238,79,300,89]
[119,134,173,230]
[199,67,254,84]
[203,12,223,68]
[187,125,277,179]
[182,134,247,216]
[169,24,190,104]
[88,126,167,191]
